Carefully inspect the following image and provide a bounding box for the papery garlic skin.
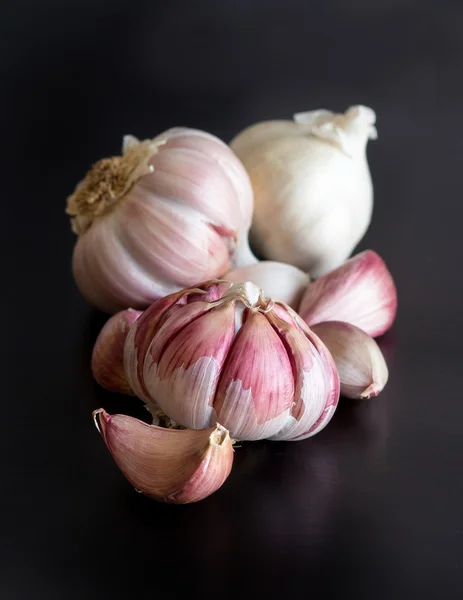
[91,309,142,394]
[230,105,377,277]
[108,280,339,441]
[67,128,254,314]
[299,249,397,337]
[311,321,388,399]
[225,261,309,309]
[94,409,233,504]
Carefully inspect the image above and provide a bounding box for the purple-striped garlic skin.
[298,250,397,338]
[120,280,340,442]
[94,409,234,504]
[68,128,254,314]
[92,308,143,394]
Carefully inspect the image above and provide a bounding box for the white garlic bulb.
[230,105,378,277]
[66,128,254,313]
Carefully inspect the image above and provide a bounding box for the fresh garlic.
[299,250,397,338]
[92,280,340,441]
[224,261,309,309]
[311,321,388,399]
[93,409,233,503]
[66,128,255,313]
[91,308,142,394]
[230,105,377,277]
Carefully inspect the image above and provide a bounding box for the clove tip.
[92,408,110,435]
[360,382,383,400]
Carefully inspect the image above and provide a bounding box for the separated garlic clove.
[117,280,340,442]
[93,409,234,504]
[311,321,388,399]
[66,128,254,314]
[298,249,397,337]
[91,309,142,394]
[224,261,309,309]
[230,105,377,277]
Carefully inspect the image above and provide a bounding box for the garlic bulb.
[311,321,388,399]
[224,261,309,309]
[299,250,397,338]
[66,128,255,313]
[93,409,234,503]
[230,105,377,277]
[93,280,340,441]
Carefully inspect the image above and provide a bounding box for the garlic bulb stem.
[225,261,309,309]
[221,281,262,307]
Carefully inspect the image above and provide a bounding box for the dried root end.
[66,137,162,234]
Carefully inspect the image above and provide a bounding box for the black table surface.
[2,1,462,598]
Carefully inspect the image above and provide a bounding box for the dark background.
[1,1,462,598]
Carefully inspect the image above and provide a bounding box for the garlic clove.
[225,261,309,309]
[91,309,142,394]
[311,321,388,399]
[93,409,234,504]
[298,249,397,338]
[266,305,340,441]
[123,286,210,402]
[145,302,237,430]
[213,309,295,441]
[124,282,233,406]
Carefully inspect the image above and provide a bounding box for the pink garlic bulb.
[94,280,340,442]
[66,129,255,313]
